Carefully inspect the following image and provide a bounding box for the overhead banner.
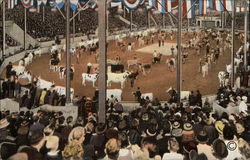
[70,0,78,11]
[55,0,64,8]
[22,0,33,8]
[121,0,142,10]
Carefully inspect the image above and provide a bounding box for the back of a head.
[168,137,179,152]
[105,138,121,159]
[29,130,44,146]
[223,125,235,140]
[46,136,59,150]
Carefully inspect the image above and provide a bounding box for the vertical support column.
[42,6,45,22]
[231,0,235,87]
[148,10,150,28]
[130,10,132,31]
[78,11,81,21]
[2,0,6,59]
[65,0,71,103]
[244,0,248,70]
[106,6,109,36]
[24,8,27,50]
[221,11,224,28]
[98,0,107,123]
[73,11,75,42]
[162,13,165,28]
[123,7,126,17]
[177,0,182,106]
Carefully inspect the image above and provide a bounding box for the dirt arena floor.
[1,32,242,101]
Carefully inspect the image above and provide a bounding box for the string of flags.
[4,0,247,17]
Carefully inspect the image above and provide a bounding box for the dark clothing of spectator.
[20,146,44,160]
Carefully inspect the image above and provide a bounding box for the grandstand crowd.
[0,83,250,160]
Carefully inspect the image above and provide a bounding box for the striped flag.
[224,0,232,11]
[198,0,207,16]
[8,0,16,9]
[157,0,171,13]
[183,0,195,18]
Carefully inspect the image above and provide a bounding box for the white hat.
[0,119,9,129]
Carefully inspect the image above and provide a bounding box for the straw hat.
[172,121,180,129]
[215,121,225,135]
[183,123,193,131]
[0,119,9,129]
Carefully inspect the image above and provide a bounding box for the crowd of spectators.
[0,84,250,160]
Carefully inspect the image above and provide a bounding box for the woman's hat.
[172,121,180,129]
[95,123,107,135]
[215,121,225,135]
[212,139,228,159]
[183,123,193,131]
[196,131,208,144]
[171,128,182,137]
[0,119,9,129]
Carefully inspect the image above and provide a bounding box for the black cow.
[111,64,124,73]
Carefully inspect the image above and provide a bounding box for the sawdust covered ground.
[1,32,242,101]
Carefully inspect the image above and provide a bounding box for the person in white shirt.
[239,96,248,114]
[162,137,183,160]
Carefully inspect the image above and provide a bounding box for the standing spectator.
[39,88,47,106]
[14,79,21,98]
[134,87,141,103]
[19,131,46,160]
[196,90,202,106]
[87,62,92,74]
[6,62,13,78]
[45,136,62,160]
[2,78,8,98]
[162,137,183,160]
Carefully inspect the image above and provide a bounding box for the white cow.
[218,71,229,87]
[201,62,209,78]
[107,89,122,101]
[34,48,42,56]
[127,59,138,68]
[37,77,54,90]
[12,65,25,75]
[107,71,130,89]
[82,73,99,87]
[24,56,31,66]
[234,58,243,67]
[70,47,76,55]
[18,72,32,83]
[50,45,57,53]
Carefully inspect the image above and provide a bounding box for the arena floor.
[136,42,176,56]
[1,32,241,101]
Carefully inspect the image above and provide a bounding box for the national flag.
[198,0,207,16]
[183,0,195,19]
[157,0,171,13]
